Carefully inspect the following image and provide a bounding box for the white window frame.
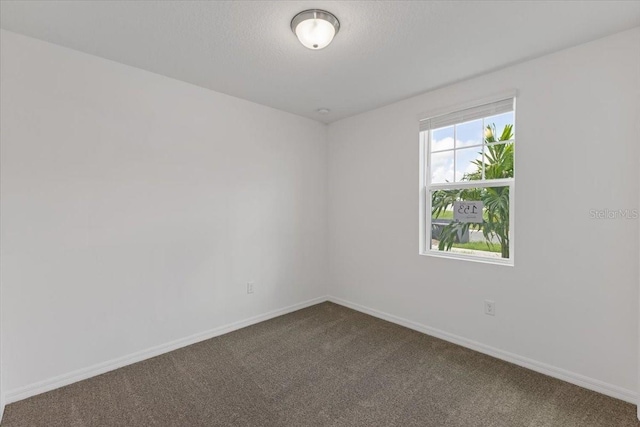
[419,93,516,266]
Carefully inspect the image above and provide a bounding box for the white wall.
[327,28,640,401]
[0,30,328,398]
[0,253,3,420]
[2,25,639,410]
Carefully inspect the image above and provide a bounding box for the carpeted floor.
[2,302,638,426]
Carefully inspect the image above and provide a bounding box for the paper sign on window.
[454,201,484,223]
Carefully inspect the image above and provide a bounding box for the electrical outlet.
[484,300,495,316]
[247,282,254,294]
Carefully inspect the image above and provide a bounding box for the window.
[419,96,515,265]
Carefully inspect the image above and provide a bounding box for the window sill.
[420,250,514,267]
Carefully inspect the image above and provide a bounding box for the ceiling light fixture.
[291,9,340,50]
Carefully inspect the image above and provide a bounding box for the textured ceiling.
[1,1,639,123]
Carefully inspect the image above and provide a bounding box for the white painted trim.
[419,249,513,267]
[5,296,327,404]
[5,295,635,407]
[0,397,4,423]
[327,296,637,404]
[416,89,518,122]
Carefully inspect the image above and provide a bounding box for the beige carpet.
[2,302,637,426]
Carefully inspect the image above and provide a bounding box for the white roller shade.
[420,97,514,132]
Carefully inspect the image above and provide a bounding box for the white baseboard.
[5,296,327,404]
[6,295,636,408]
[0,396,5,423]
[327,296,637,405]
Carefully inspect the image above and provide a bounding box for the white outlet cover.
[247,282,254,294]
[484,300,495,316]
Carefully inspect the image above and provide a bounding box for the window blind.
[419,97,514,132]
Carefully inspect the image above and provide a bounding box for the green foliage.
[434,209,454,220]
[452,241,502,253]
[431,123,514,258]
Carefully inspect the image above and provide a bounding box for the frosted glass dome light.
[291,10,340,50]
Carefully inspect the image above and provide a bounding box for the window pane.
[431,126,454,152]
[483,142,514,179]
[484,111,515,141]
[455,147,483,182]
[430,186,510,259]
[430,150,454,183]
[455,119,483,148]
